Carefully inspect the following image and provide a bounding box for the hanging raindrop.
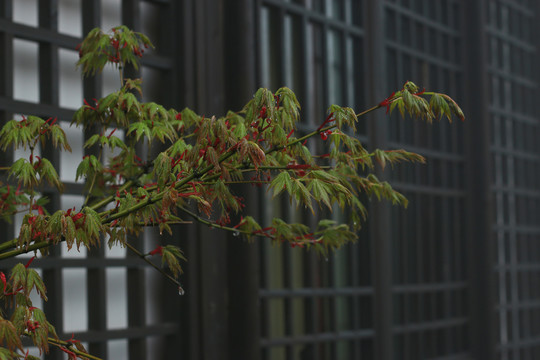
[178,286,185,296]
[233,231,240,237]
[325,257,329,262]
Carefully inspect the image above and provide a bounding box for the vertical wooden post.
[193,1,229,359]
[463,0,495,358]
[366,1,393,359]
[224,1,260,359]
[82,2,107,358]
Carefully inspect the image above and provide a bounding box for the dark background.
[0,0,539,359]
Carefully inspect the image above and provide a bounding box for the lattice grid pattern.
[0,1,180,359]
[487,1,540,359]
[258,1,372,359]
[384,0,470,359]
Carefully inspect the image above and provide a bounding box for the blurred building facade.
[0,0,539,359]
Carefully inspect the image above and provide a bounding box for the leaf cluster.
[77,26,154,76]
[383,81,465,122]
[0,116,70,152]
[0,183,34,222]
[0,263,58,358]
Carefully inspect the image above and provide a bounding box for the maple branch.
[0,104,385,260]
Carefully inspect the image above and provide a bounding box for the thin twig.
[89,180,134,211]
[82,145,103,208]
[124,241,184,293]
[178,206,248,235]
[21,331,104,360]
[268,104,380,155]
[28,146,35,215]
[136,220,192,227]
[0,241,48,260]
[47,337,103,360]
